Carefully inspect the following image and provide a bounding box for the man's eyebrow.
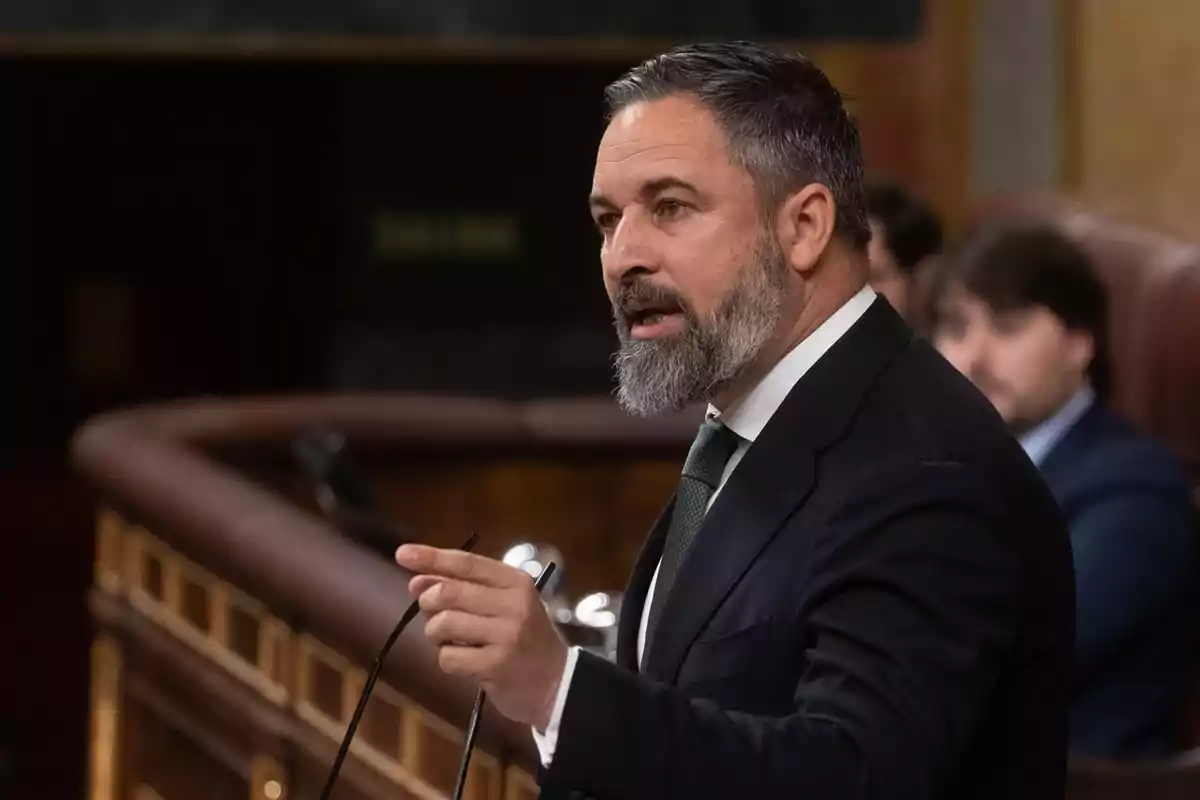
[641,177,701,197]
[588,177,702,211]
[588,191,616,211]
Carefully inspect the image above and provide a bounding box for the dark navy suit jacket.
[539,299,1074,800]
[1038,403,1197,759]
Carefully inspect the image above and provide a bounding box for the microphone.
[318,532,480,800]
[292,427,417,557]
[291,427,379,517]
[317,534,558,800]
[453,560,558,800]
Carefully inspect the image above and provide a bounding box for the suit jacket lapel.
[641,298,913,683]
[615,497,674,671]
[641,443,816,681]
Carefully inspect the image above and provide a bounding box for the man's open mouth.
[622,298,687,339]
[624,299,683,326]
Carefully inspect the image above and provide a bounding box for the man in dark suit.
[396,42,1074,798]
[932,221,1197,759]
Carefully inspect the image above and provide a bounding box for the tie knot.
[681,418,741,488]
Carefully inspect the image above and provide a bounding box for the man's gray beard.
[612,242,787,417]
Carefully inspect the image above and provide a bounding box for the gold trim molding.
[89,635,122,800]
[93,509,532,800]
[122,525,291,706]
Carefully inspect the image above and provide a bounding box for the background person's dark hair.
[866,181,943,273]
[604,41,870,248]
[942,221,1112,400]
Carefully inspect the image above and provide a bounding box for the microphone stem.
[318,532,480,800]
[452,561,558,800]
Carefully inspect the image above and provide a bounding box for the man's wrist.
[535,642,571,732]
[530,646,581,766]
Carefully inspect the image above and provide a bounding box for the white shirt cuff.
[530,645,581,766]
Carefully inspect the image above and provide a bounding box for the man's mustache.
[612,280,694,322]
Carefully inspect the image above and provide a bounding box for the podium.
[72,394,697,800]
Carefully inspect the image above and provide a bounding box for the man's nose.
[940,328,986,377]
[602,215,658,284]
[959,331,992,378]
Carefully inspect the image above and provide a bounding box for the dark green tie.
[644,417,742,651]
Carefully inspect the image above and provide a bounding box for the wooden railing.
[72,394,698,800]
[73,389,1200,800]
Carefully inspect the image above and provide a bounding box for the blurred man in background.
[865,180,943,319]
[932,221,1198,759]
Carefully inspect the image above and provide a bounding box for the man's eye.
[655,199,689,220]
[594,212,619,232]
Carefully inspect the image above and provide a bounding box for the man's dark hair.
[604,41,870,248]
[866,181,943,273]
[941,220,1112,399]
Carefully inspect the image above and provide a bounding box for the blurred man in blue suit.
[933,221,1198,759]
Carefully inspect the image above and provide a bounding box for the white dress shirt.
[1017,385,1095,467]
[532,285,878,765]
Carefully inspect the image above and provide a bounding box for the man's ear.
[1065,328,1096,378]
[775,183,837,275]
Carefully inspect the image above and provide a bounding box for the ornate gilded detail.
[295,635,505,800]
[409,707,502,800]
[123,526,290,706]
[95,508,125,594]
[89,635,122,800]
[94,511,534,800]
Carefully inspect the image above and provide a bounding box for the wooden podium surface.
[72,394,697,800]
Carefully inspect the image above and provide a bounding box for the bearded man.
[397,41,1074,800]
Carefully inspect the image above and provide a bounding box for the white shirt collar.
[707,285,878,442]
[1018,385,1095,466]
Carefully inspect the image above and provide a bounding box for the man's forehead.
[610,95,718,132]
[593,97,735,195]
[598,97,727,162]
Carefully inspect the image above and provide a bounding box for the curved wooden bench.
[73,393,699,800]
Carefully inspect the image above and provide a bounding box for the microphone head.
[501,541,565,596]
[291,427,379,516]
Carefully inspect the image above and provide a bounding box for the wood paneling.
[123,691,250,800]
[368,457,681,595]
[848,0,975,230]
[90,517,541,800]
[1064,0,1200,238]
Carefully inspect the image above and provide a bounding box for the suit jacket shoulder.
[1041,405,1193,502]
